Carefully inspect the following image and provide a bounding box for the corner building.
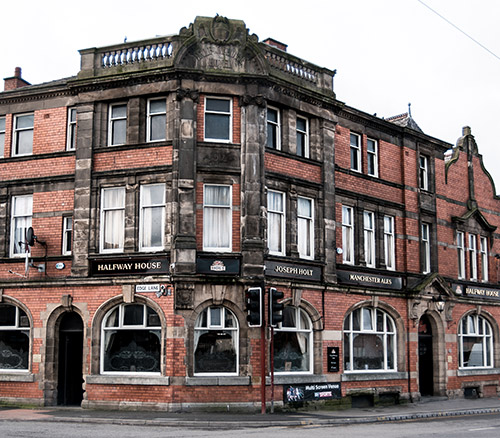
[1,16,500,410]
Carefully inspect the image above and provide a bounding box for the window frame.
[267,190,286,256]
[343,307,397,373]
[469,234,478,281]
[363,211,375,268]
[100,187,125,253]
[480,236,488,282]
[266,106,281,150]
[194,306,239,376]
[458,314,493,369]
[419,155,429,191]
[383,215,395,271]
[100,303,162,375]
[10,194,33,258]
[421,223,431,274]
[108,102,127,146]
[0,303,31,372]
[13,113,34,157]
[367,138,378,177]
[296,115,309,158]
[204,96,232,143]
[66,107,77,151]
[297,196,314,260]
[342,205,354,265]
[203,184,232,252]
[350,133,361,172]
[139,183,166,252]
[457,231,465,279]
[0,115,5,158]
[274,306,313,375]
[62,216,73,256]
[146,98,166,143]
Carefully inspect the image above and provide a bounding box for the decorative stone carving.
[292,289,302,307]
[122,285,134,304]
[61,294,73,310]
[176,88,199,102]
[211,285,226,306]
[175,283,195,309]
[240,94,266,108]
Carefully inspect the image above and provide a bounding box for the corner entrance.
[418,314,434,396]
[57,312,84,405]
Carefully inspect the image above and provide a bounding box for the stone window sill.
[0,373,34,382]
[342,372,407,382]
[86,375,170,386]
[457,368,500,377]
[186,376,251,386]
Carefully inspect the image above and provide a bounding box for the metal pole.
[270,326,274,414]
[260,323,266,414]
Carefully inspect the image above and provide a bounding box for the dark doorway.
[418,314,434,396]
[57,312,84,406]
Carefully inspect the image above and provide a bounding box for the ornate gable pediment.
[452,206,496,234]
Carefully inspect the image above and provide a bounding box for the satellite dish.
[26,227,36,247]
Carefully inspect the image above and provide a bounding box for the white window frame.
[266,106,281,150]
[13,113,34,156]
[344,307,397,373]
[419,155,429,191]
[267,190,286,256]
[100,303,162,375]
[458,314,493,369]
[100,187,125,253]
[146,98,166,142]
[108,103,127,146]
[297,197,314,260]
[274,306,313,375]
[0,115,5,158]
[363,211,375,268]
[342,206,354,265]
[367,138,378,177]
[469,234,477,281]
[350,133,361,172]
[421,223,430,274]
[204,96,232,143]
[296,116,309,158]
[194,306,239,376]
[66,107,77,151]
[139,183,166,252]
[10,194,33,257]
[0,304,31,372]
[384,216,395,271]
[203,184,232,252]
[480,236,488,282]
[457,231,465,279]
[62,216,72,256]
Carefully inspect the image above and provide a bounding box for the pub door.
[57,312,84,406]
[418,314,434,396]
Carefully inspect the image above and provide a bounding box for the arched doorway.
[57,312,84,406]
[418,314,434,396]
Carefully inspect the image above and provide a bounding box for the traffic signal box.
[245,287,262,327]
[269,287,284,327]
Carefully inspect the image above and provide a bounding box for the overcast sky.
[2,0,499,191]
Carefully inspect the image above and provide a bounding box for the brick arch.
[89,295,167,375]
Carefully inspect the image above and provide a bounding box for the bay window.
[139,184,165,251]
[204,97,232,142]
[203,184,232,252]
[147,98,166,142]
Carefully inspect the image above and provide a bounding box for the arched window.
[101,303,161,374]
[274,306,313,374]
[344,307,396,372]
[194,306,238,375]
[458,314,493,368]
[0,303,30,371]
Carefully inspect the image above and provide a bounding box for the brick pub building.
[1,16,500,410]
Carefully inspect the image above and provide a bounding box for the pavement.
[1,396,500,428]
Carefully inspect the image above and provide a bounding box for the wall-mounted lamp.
[432,294,446,313]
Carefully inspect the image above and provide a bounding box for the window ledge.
[186,376,250,386]
[457,368,500,377]
[86,375,170,386]
[0,373,34,382]
[271,374,325,385]
[342,372,406,382]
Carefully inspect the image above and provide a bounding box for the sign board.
[327,346,340,372]
[452,284,500,301]
[196,256,240,275]
[337,270,403,290]
[284,382,341,403]
[90,257,169,276]
[265,261,322,281]
[135,284,161,293]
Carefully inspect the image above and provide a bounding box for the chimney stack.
[4,67,31,91]
[263,38,287,52]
